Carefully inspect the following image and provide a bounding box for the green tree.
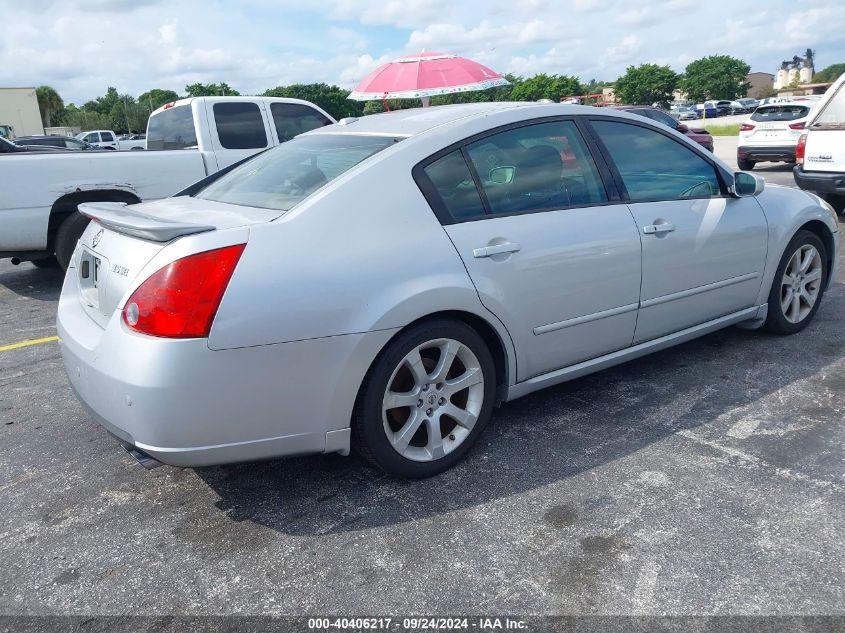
[430,74,520,105]
[263,83,362,120]
[184,82,240,97]
[361,98,422,115]
[35,85,64,128]
[813,63,845,83]
[63,104,111,131]
[138,88,181,113]
[681,55,750,101]
[91,87,121,116]
[108,95,150,133]
[613,64,678,106]
[510,74,582,102]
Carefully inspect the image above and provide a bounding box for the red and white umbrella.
[348,52,510,102]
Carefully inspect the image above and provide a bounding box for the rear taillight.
[740,123,755,132]
[789,121,805,130]
[123,244,246,338]
[795,133,808,165]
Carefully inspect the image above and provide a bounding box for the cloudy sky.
[2,0,843,104]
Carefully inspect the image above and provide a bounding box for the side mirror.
[676,123,689,133]
[733,172,765,197]
[489,166,516,184]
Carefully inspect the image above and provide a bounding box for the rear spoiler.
[79,202,215,242]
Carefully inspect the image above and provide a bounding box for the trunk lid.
[75,196,271,326]
[804,73,845,173]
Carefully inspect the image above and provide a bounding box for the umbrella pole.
[421,96,430,107]
[381,97,391,112]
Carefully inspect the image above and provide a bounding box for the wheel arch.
[47,189,141,254]
[797,219,836,290]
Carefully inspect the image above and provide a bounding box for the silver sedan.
[57,103,840,478]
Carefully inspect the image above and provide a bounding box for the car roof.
[306,102,600,138]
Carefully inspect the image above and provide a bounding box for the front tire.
[353,320,496,478]
[55,212,90,271]
[764,230,827,334]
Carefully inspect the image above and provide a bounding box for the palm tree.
[36,85,64,128]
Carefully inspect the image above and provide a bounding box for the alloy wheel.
[780,244,822,324]
[382,338,485,462]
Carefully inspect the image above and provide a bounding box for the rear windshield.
[751,105,810,122]
[195,133,399,211]
[812,83,845,129]
[147,105,197,150]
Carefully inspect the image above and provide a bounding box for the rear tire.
[352,320,496,478]
[763,230,828,335]
[31,256,59,268]
[738,157,755,171]
[55,212,91,271]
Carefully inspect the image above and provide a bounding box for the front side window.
[465,120,608,215]
[146,105,197,150]
[270,103,332,143]
[196,133,397,211]
[84,133,99,143]
[592,120,721,201]
[213,102,267,150]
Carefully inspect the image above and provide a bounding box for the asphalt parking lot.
[1,153,843,618]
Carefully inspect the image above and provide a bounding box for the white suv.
[737,101,815,170]
[794,72,845,214]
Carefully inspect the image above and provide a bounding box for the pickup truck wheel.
[55,212,91,271]
[822,194,845,216]
[31,256,59,268]
[737,157,755,171]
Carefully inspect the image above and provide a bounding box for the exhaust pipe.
[123,444,164,469]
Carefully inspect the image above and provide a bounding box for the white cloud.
[0,0,842,106]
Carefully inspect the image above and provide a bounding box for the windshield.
[751,105,810,122]
[196,133,399,211]
[147,105,197,150]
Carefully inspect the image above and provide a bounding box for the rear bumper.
[57,269,396,468]
[738,145,796,162]
[793,165,845,196]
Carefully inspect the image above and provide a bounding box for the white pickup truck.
[794,71,845,215]
[75,130,146,151]
[1,96,334,268]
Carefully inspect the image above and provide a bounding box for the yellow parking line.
[0,336,59,352]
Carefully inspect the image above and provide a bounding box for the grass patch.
[698,123,740,136]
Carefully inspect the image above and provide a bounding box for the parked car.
[794,71,845,215]
[611,105,713,151]
[695,103,720,118]
[0,136,73,154]
[0,96,334,269]
[75,130,145,150]
[14,135,98,150]
[737,101,815,170]
[676,106,698,121]
[713,100,733,116]
[734,98,759,113]
[57,103,839,478]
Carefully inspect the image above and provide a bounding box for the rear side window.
[465,120,608,215]
[592,120,720,202]
[751,105,810,122]
[146,105,197,150]
[423,151,486,221]
[101,132,114,142]
[213,102,267,149]
[270,103,332,143]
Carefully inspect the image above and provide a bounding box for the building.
[777,82,833,98]
[773,49,815,90]
[0,87,44,137]
[45,126,81,137]
[745,72,775,99]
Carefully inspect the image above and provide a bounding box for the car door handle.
[643,223,676,235]
[473,242,522,258]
